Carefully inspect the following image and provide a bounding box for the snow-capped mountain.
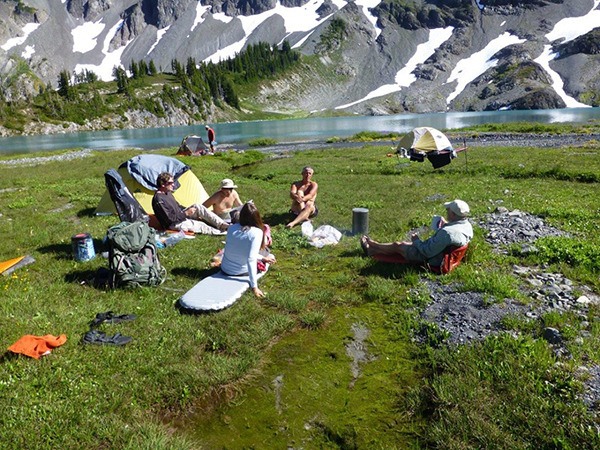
[1,0,599,115]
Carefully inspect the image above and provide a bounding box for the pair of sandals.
[82,311,137,346]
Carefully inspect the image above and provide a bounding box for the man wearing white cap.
[203,178,243,222]
[360,199,473,267]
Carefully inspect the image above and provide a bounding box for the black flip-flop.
[82,330,132,346]
[90,311,137,327]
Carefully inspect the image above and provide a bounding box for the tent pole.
[463,138,468,173]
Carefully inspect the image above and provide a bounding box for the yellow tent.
[396,126,453,154]
[95,166,209,216]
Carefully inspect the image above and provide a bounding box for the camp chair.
[372,244,469,274]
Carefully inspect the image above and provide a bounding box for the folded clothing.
[8,334,67,359]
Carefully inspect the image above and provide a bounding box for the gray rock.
[543,327,562,344]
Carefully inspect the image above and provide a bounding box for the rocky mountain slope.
[0,0,598,125]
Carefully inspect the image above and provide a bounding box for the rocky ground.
[416,207,600,412]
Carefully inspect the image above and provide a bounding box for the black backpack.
[106,221,166,289]
[104,169,148,223]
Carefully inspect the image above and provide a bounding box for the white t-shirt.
[220,223,263,288]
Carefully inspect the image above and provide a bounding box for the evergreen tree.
[221,77,239,108]
[113,66,129,94]
[138,60,148,78]
[57,70,74,100]
[186,57,197,77]
[85,70,99,83]
[130,60,140,79]
[148,60,158,76]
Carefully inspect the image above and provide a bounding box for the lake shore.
[2,131,598,168]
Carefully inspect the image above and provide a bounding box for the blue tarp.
[120,155,189,191]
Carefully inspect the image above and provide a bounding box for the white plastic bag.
[307,225,342,248]
[301,221,314,238]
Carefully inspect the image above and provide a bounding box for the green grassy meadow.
[0,135,599,448]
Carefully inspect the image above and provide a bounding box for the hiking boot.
[90,311,137,327]
[82,330,132,346]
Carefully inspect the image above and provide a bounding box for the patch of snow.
[72,20,105,53]
[355,0,382,39]
[534,45,590,108]
[191,4,212,31]
[213,12,234,25]
[529,0,600,108]
[446,32,525,104]
[546,0,600,44]
[147,26,170,56]
[335,27,453,109]
[1,23,40,51]
[74,20,129,82]
[21,45,35,59]
[205,0,364,63]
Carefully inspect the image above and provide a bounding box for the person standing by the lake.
[205,125,216,153]
[287,166,318,228]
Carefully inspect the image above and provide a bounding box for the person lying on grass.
[221,202,276,298]
[361,199,473,267]
[286,166,318,228]
[152,172,229,235]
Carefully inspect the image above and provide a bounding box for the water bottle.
[164,231,185,247]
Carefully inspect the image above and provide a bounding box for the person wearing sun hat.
[443,199,470,218]
[203,178,243,222]
[360,199,473,267]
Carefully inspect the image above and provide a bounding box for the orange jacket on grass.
[8,334,67,359]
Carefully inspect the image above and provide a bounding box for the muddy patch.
[345,323,376,388]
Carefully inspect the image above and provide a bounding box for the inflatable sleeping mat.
[178,267,268,311]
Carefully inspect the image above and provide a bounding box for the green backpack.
[106,221,167,288]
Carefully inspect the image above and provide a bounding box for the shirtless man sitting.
[286,166,318,228]
[203,178,243,223]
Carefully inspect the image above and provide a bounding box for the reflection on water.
[1,108,599,156]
